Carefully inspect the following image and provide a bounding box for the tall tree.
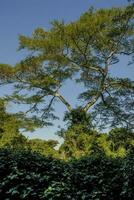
[0,3,134,130]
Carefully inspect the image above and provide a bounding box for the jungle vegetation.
[0,1,134,199]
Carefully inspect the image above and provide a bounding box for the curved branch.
[54,91,72,112]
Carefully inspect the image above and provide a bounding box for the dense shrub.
[69,153,123,199]
[120,148,134,200]
[0,148,134,199]
[0,148,66,199]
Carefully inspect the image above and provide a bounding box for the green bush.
[120,148,134,200]
[1,148,134,199]
[0,148,66,199]
[69,154,123,199]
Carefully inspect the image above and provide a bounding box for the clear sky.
[0,0,133,141]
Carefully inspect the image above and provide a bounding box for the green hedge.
[0,148,134,199]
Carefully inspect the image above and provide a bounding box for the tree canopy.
[0,4,134,131]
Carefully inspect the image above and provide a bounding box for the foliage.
[64,108,92,128]
[57,108,96,159]
[108,127,134,151]
[121,148,134,199]
[0,97,134,159]
[0,148,66,199]
[0,98,58,157]
[59,126,97,159]
[97,133,127,158]
[68,154,123,200]
[27,139,59,157]
[58,125,134,159]
[1,148,134,199]
[0,99,24,148]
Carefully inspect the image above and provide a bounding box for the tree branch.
[83,51,115,112]
[54,91,72,112]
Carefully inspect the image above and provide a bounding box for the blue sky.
[0,0,133,141]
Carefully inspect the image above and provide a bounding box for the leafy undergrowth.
[0,148,134,199]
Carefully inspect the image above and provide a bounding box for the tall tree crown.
[0,4,134,129]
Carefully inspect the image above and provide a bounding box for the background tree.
[58,108,98,159]
[28,139,58,157]
[107,127,134,151]
[0,98,58,156]
[0,98,32,148]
